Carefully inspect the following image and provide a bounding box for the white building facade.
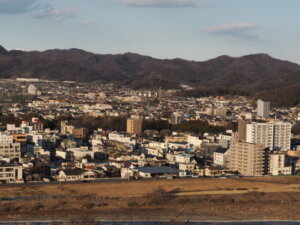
[269,151,292,176]
[246,122,291,150]
[257,99,270,118]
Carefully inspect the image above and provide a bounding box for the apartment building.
[273,123,292,150]
[32,121,44,132]
[238,120,291,150]
[257,99,270,118]
[229,139,266,176]
[0,133,13,144]
[246,122,291,150]
[0,143,21,160]
[269,151,292,176]
[246,123,274,149]
[127,116,143,135]
[67,146,94,160]
[213,148,229,167]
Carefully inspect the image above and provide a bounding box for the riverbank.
[1,177,300,222]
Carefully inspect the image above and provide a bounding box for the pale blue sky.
[1,0,300,63]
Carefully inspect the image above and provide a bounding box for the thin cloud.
[205,22,259,40]
[8,48,26,51]
[34,4,76,21]
[118,0,201,7]
[0,0,36,14]
[81,20,95,27]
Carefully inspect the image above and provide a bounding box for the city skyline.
[2,0,300,222]
[1,0,300,63]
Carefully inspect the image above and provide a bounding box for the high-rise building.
[237,119,248,142]
[31,117,44,132]
[158,87,165,100]
[257,99,270,118]
[273,123,292,150]
[229,137,266,176]
[246,122,291,150]
[172,112,181,125]
[127,116,143,135]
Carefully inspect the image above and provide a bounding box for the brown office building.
[71,128,87,140]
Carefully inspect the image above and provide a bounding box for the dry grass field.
[1,177,300,222]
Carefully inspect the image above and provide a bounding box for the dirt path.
[176,183,300,196]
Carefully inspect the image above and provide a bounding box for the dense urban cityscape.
[2,0,300,223]
[0,78,299,184]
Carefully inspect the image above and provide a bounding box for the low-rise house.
[109,159,133,169]
[137,157,163,167]
[102,165,120,178]
[58,168,96,181]
[146,147,164,157]
[121,165,135,178]
[82,170,97,181]
[165,135,187,143]
[58,168,84,181]
[195,166,211,177]
[134,166,180,178]
[91,167,106,178]
[178,162,195,172]
[196,166,224,177]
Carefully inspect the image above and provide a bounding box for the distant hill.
[1,45,300,106]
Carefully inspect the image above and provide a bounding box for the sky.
[0,0,300,63]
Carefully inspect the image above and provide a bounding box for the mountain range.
[1,45,300,106]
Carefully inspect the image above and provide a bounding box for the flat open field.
[1,177,300,223]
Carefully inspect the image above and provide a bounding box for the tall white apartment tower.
[257,99,270,118]
[246,122,291,150]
